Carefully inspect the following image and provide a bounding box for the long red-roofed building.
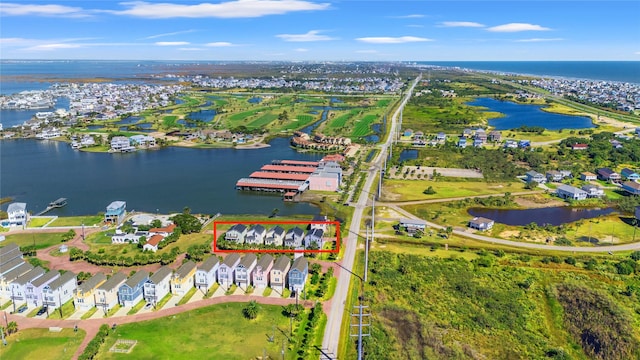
[250,171,310,181]
[260,165,317,174]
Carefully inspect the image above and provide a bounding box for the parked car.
[36,307,48,316]
[144,303,152,310]
[17,305,28,313]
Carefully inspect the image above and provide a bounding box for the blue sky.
[1,1,638,61]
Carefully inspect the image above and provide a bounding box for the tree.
[62,229,76,242]
[423,186,436,195]
[6,321,18,335]
[170,213,201,234]
[242,300,260,319]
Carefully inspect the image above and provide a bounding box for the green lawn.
[0,328,86,360]
[351,114,379,137]
[3,232,66,250]
[27,217,56,228]
[383,179,523,201]
[48,215,102,227]
[96,303,299,360]
[247,113,277,129]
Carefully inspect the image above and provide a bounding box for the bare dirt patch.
[514,195,565,208]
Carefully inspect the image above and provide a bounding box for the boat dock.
[35,198,67,215]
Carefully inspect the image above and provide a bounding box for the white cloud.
[179,47,204,51]
[144,30,198,39]
[355,36,432,44]
[515,38,563,42]
[276,30,335,42]
[24,43,82,51]
[295,48,308,52]
[439,21,485,28]
[155,41,190,46]
[0,37,31,45]
[0,3,88,17]
[392,14,424,19]
[205,42,236,47]
[114,0,330,19]
[487,23,551,32]
[406,24,424,28]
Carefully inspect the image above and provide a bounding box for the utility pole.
[364,226,370,283]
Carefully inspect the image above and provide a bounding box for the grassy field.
[27,217,56,227]
[48,215,103,226]
[3,232,66,250]
[0,328,86,360]
[95,302,309,360]
[382,179,524,201]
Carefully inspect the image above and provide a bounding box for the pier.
[35,198,67,215]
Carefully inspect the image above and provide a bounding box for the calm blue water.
[116,116,142,125]
[399,149,418,162]
[418,61,640,84]
[248,97,262,104]
[0,98,69,128]
[468,206,616,226]
[0,138,322,216]
[467,97,594,130]
[187,109,217,122]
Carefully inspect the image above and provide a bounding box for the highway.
[320,74,421,359]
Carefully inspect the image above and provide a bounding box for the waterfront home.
[580,172,598,181]
[148,223,177,237]
[143,266,172,305]
[622,181,640,196]
[111,231,147,244]
[504,139,518,148]
[225,224,248,244]
[525,170,546,184]
[95,273,127,313]
[265,226,285,246]
[35,127,62,139]
[7,202,27,227]
[42,271,76,311]
[556,184,588,201]
[284,227,305,248]
[311,215,329,232]
[288,257,309,294]
[457,137,467,148]
[130,135,156,147]
[308,171,340,192]
[25,270,59,308]
[252,254,274,289]
[270,256,291,293]
[582,184,605,198]
[560,170,572,179]
[489,131,502,142]
[304,228,324,249]
[597,168,621,183]
[75,272,107,310]
[235,254,258,289]
[218,254,241,289]
[621,168,640,181]
[610,140,623,149]
[1,263,33,299]
[118,270,149,307]
[572,143,588,151]
[10,267,45,305]
[195,256,219,293]
[172,261,196,295]
[468,217,495,231]
[546,170,563,182]
[110,136,135,152]
[399,218,427,233]
[105,201,127,224]
[436,132,446,142]
[245,225,267,245]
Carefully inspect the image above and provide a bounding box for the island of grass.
[0,328,86,360]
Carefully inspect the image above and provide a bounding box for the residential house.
[399,218,427,233]
[218,254,241,289]
[148,223,177,237]
[284,227,305,248]
[622,181,640,196]
[111,231,147,244]
[105,201,127,224]
[610,140,624,149]
[42,271,76,311]
[245,225,267,245]
[474,129,487,142]
[265,226,285,247]
[118,270,150,307]
[0,243,23,272]
[25,270,59,308]
[546,170,563,182]
[525,170,546,184]
[288,257,309,294]
[143,234,164,252]
[0,258,25,279]
[270,256,291,292]
[110,136,135,152]
[143,266,172,305]
[413,131,424,140]
[473,138,483,148]
[195,256,219,293]
[1,263,33,299]
[172,261,196,295]
[436,132,446,142]
[252,255,274,289]
[462,128,472,137]
[582,184,605,198]
[457,137,467,148]
[311,215,329,232]
[10,267,45,305]
[556,184,588,201]
[489,131,502,142]
[597,168,621,183]
[225,224,248,244]
[130,135,156,147]
[560,170,572,179]
[580,172,598,181]
[75,273,107,310]
[7,202,27,226]
[468,217,495,231]
[95,273,127,313]
[519,140,531,148]
[621,168,640,181]
[304,228,324,249]
[572,143,588,151]
[235,254,258,289]
[504,139,518,148]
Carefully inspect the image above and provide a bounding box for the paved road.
[321,75,421,359]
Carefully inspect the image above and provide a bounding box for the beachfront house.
[580,172,598,181]
[172,261,196,295]
[265,226,285,247]
[519,140,531,148]
[504,139,518,148]
[130,135,156,147]
[143,266,172,306]
[284,227,305,248]
[270,256,291,293]
[556,184,588,201]
[195,256,219,293]
[218,254,241,289]
[225,224,248,244]
[105,201,127,224]
[288,257,309,294]
[235,254,257,289]
[304,228,324,249]
[582,184,605,198]
[42,271,76,311]
[468,217,495,231]
[25,270,59,308]
[621,168,640,181]
[7,202,27,227]
[148,223,177,237]
[74,273,107,310]
[110,136,135,152]
[245,225,267,245]
[95,273,127,313]
[118,270,149,307]
[572,143,588,151]
[622,181,640,196]
[252,254,274,289]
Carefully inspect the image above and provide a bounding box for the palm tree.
[6,321,18,335]
[242,300,260,320]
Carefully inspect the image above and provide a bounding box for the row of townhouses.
[225,223,326,249]
[526,167,640,197]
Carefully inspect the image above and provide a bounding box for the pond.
[116,116,142,125]
[399,149,418,162]
[468,206,617,226]
[363,123,382,143]
[187,109,217,122]
[466,97,594,130]
[248,97,262,104]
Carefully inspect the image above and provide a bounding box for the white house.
[25,270,60,308]
[556,184,588,201]
[143,266,172,306]
[304,228,324,249]
[42,271,76,311]
[130,135,156,147]
[225,224,247,244]
[235,254,257,289]
[105,201,126,224]
[582,184,605,198]
[245,225,267,245]
[111,231,148,244]
[284,227,305,248]
[195,256,219,293]
[265,226,285,247]
[110,136,135,152]
[468,217,495,231]
[218,254,241,289]
[7,202,28,227]
[143,234,164,252]
[10,267,45,305]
